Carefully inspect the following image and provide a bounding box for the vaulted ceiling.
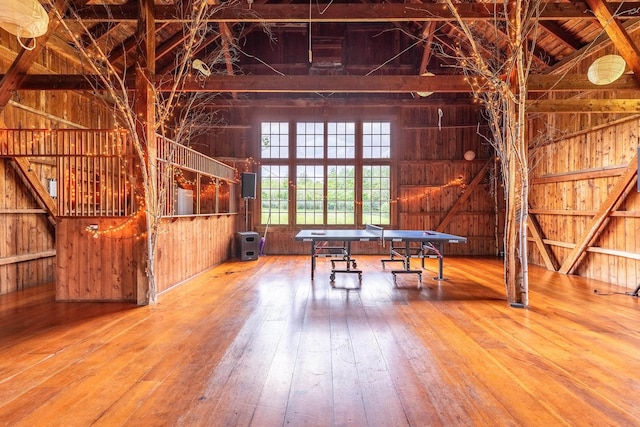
[3,1,640,103]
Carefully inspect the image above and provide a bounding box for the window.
[363,121,391,159]
[362,165,391,225]
[296,165,324,224]
[296,122,324,159]
[260,120,392,226]
[261,122,288,159]
[328,122,356,158]
[260,165,289,225]
[327,165,355,224]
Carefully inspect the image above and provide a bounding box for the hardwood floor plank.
[329,291,369,426]
[284,282,335,426]
[249,262,312,426]
[345,293,412,426]
[0,256,639,426]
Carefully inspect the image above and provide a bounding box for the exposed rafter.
[585,0,640,80]
[7,73,640,94]
[67,3,640,23]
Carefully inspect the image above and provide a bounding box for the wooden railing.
[156,136,237,216]
[157,136,235,181]
[0,129,237,218]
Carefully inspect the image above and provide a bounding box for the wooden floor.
[0,255,639,426]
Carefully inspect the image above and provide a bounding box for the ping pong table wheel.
[352,261,357,268]
[330,273,335,282]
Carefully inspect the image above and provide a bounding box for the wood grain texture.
[0,159,55,295]
[0,256,638,426]
[54,215,237,301]
[529,115,640,291]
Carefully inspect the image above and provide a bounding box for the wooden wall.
[528,117,639,291]
[204,101,500,257]
[56,217,141,301]
[55,214,237,301]
[0,159,55,294]
[398,104,498,256]
[527,34,640,291]
[155,215,236,294]
[0,32,115,296]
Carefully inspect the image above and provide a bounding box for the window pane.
[261,122,289,159]
[296,122,324,158]
[327,122,355,158]
[363,121,391,159]
[362,165,391,225]
[296,165,324,224]
[327,165,355,225]
[261,165,289,225]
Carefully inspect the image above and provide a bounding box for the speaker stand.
[631,283,640,297]
[244,197,249,232]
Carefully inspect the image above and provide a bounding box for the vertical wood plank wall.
[1,37,115,295]
[399,104,497,255]
[527,40,640,291]
[529,116,640,291]
[155,215,236,294]
[205,102,499,257]
[56,217,141,301]
[55,215,236,301]
[0,159,55,294]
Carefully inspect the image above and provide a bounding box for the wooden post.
[134,0,157,305]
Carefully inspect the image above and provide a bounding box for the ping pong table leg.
[434,242,446,280]
[311,240,316,280]
[380,241,406,269]
[388,240,424,288]
[329,241,363,286]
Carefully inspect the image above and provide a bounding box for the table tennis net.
[365,224,384,245]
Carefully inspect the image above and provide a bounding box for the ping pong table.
[294,225,467,286]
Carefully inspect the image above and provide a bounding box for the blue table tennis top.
[295,229,466,243]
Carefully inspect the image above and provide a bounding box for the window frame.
[258,118,393,227]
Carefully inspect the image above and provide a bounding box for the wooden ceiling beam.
[0,0,67,109]
[528,73,640,91]
[67,3,640,24]
[527,98,640,113]
[8,73,640,94]
[539,21,585,50]
[419,22,437,75]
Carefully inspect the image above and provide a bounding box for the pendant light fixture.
[0,0,49,50]
[587,54,626,85]
[417,72,435,97]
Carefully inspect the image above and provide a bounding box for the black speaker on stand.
[241,172,256,199]
[241,173,256,231]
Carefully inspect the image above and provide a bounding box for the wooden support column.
[134,0,157,305]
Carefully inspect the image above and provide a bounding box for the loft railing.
[156,135,238,216]
[1,129,237,217]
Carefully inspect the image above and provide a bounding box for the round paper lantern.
[464,150,476,161]
[0,0,49,50]
[587,55,626,85]
[417,72,435,97]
